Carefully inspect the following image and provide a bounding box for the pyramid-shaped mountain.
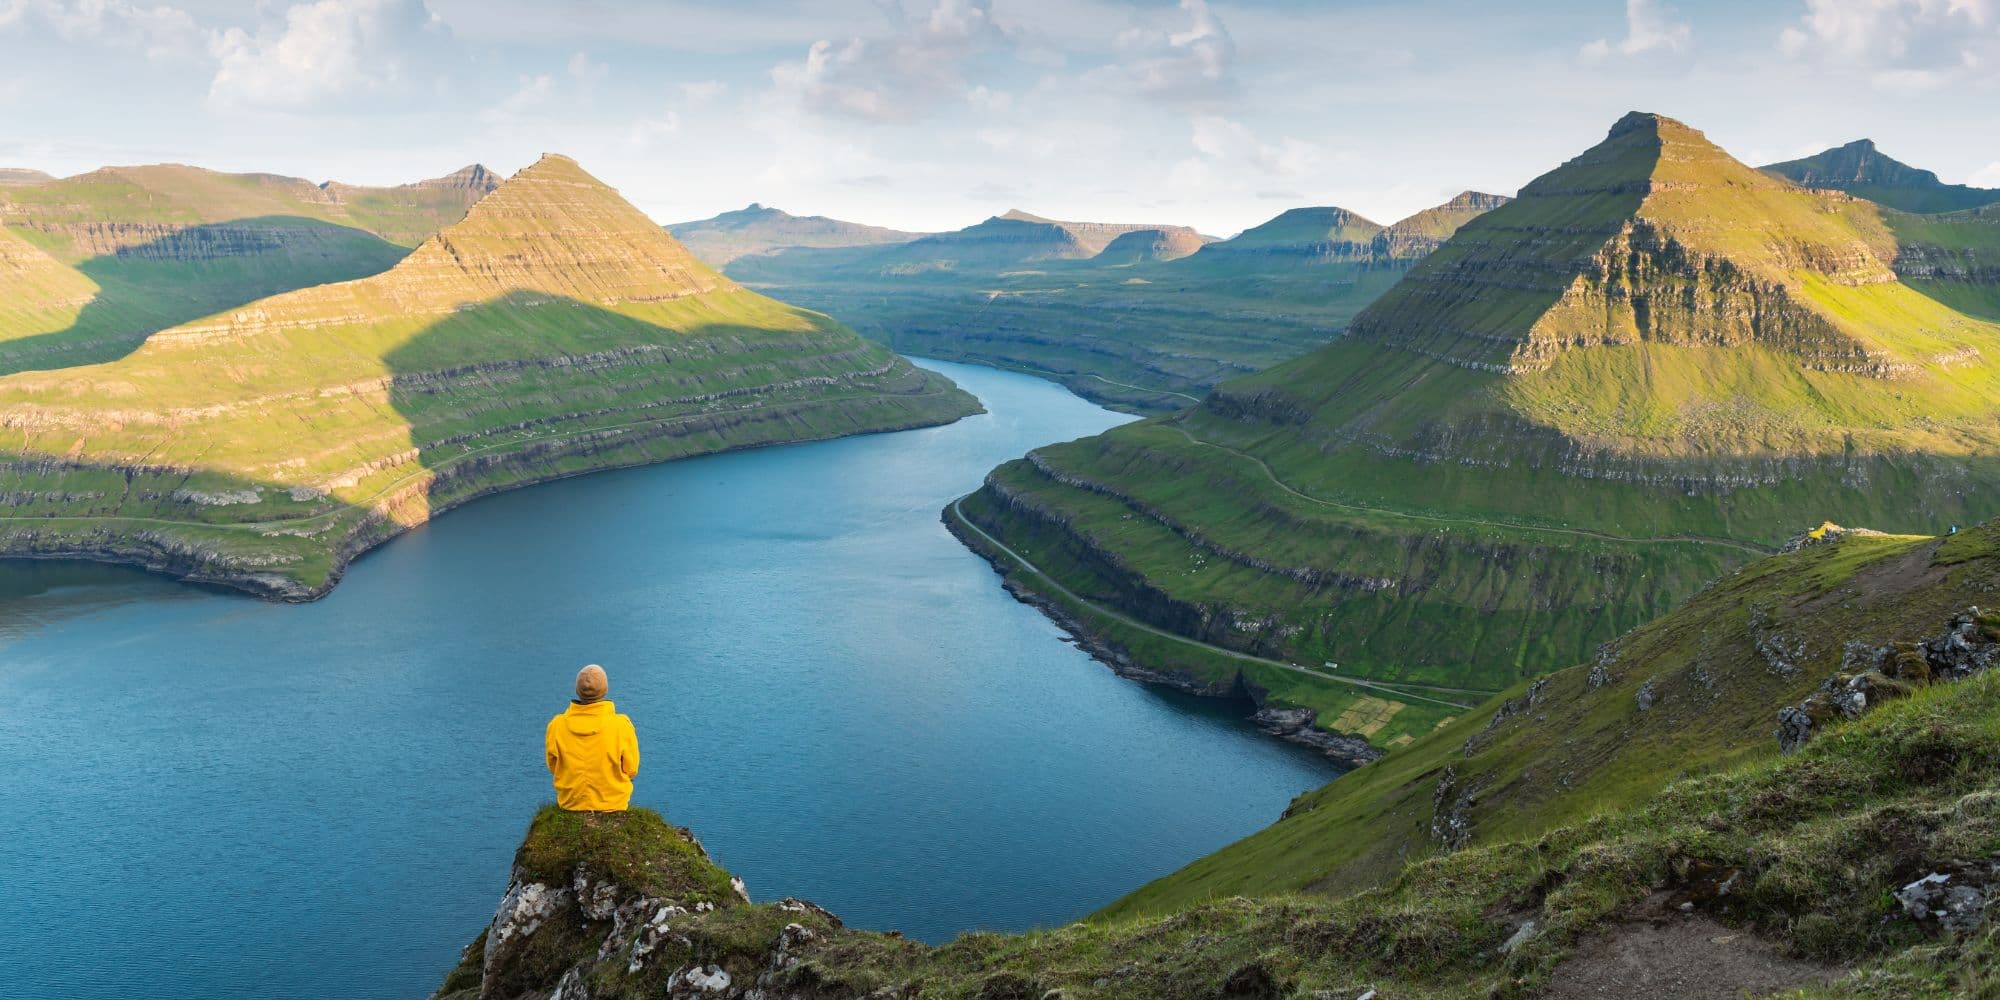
[1764,139,2000,214]
[958,112,2000,748]
[0,159,495,370]
[0,154,978,598]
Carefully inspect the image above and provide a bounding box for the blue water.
[0,359,1340,999]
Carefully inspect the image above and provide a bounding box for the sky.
[1,0,1998,237]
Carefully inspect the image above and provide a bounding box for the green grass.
[0,156,979,597]
[0,163,490,371]
[444,555,2000,996]
[515,805,743,905]
[962,112,2000,735]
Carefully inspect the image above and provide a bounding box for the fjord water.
[0,359,1340,1000]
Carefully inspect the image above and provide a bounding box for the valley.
[704,193,1506,413]
[957,112,2000,764]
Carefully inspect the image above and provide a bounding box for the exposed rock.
[1749,604,1807,679]
[1895,863,1996,934]
[1430,765,1476,850]
[1250,707,1383,769]
[1464,677,1547,755]
[1775,706,1815,754]
[1778,610,1998,752]
[1635,679,1658,712]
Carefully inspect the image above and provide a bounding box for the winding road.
[948,496,1480,711]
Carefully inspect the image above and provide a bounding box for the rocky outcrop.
[1777,609,1998,752]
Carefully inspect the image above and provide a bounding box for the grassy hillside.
[440,524,2000,997]
[727,194,1504,413]
[665,203,923,266]
[0,162,494,373]
[958,112,2000,759]
[1766,139,2000,215]
[0,154,977,599]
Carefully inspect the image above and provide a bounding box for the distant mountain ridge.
[726,189,1507,411]
[666,203,923,266]
[997,209,1213,255]
[1764,139,2000,214]
[1189,192,1511,266]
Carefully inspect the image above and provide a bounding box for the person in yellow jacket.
[545,664,640,811]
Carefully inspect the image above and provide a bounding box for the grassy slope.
[960,113,2000,755]
[0,155,977,598]
[726,197,1500,414]
[0,163,491,372]
[443,527,2000,997]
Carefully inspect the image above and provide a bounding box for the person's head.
[574,664,609,704]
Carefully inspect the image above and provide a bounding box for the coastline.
[0,383,982,602]
[943,498,1384,770]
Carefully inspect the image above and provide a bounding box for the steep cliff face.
[0,154,978,599]
[960,112,2000,750]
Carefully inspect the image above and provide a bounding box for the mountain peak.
[390,153,726,303]
[1760,139,2000,213]
[1349,110,1940,375]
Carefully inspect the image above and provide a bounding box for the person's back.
[545,664,640,811]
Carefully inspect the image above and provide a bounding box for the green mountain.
[954,111,2000,760]
[0,162,495,373]
[665,203,923,266]
[728,192,1504,412]
[0,154,977,599]
[438,523,2000,998]
[1093,227,1208,264]
[1765,139,2000,214]
[997,209,1212,255]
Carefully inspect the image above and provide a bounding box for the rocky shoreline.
[943,503,1384,770]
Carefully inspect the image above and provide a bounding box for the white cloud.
[680,79,726,104]
[567,51,608,86]
[773,0,1008,123]
[1581,0,1692,61]
[1190,116,1319,178]
[481,72,554,122]
[1099,0,1236,103]
[207,0,447,111]
[1,0,201,59]
[1779,0,1998,90]
[628,109,681,146]
[1972,160,2000,186]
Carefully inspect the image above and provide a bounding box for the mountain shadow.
[0,215,407,376]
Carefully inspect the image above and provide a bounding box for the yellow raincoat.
[545,700,640,811]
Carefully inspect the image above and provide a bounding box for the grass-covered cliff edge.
[956,111,2000,761]
[0,155,979,600]
[440,520,2000,999]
